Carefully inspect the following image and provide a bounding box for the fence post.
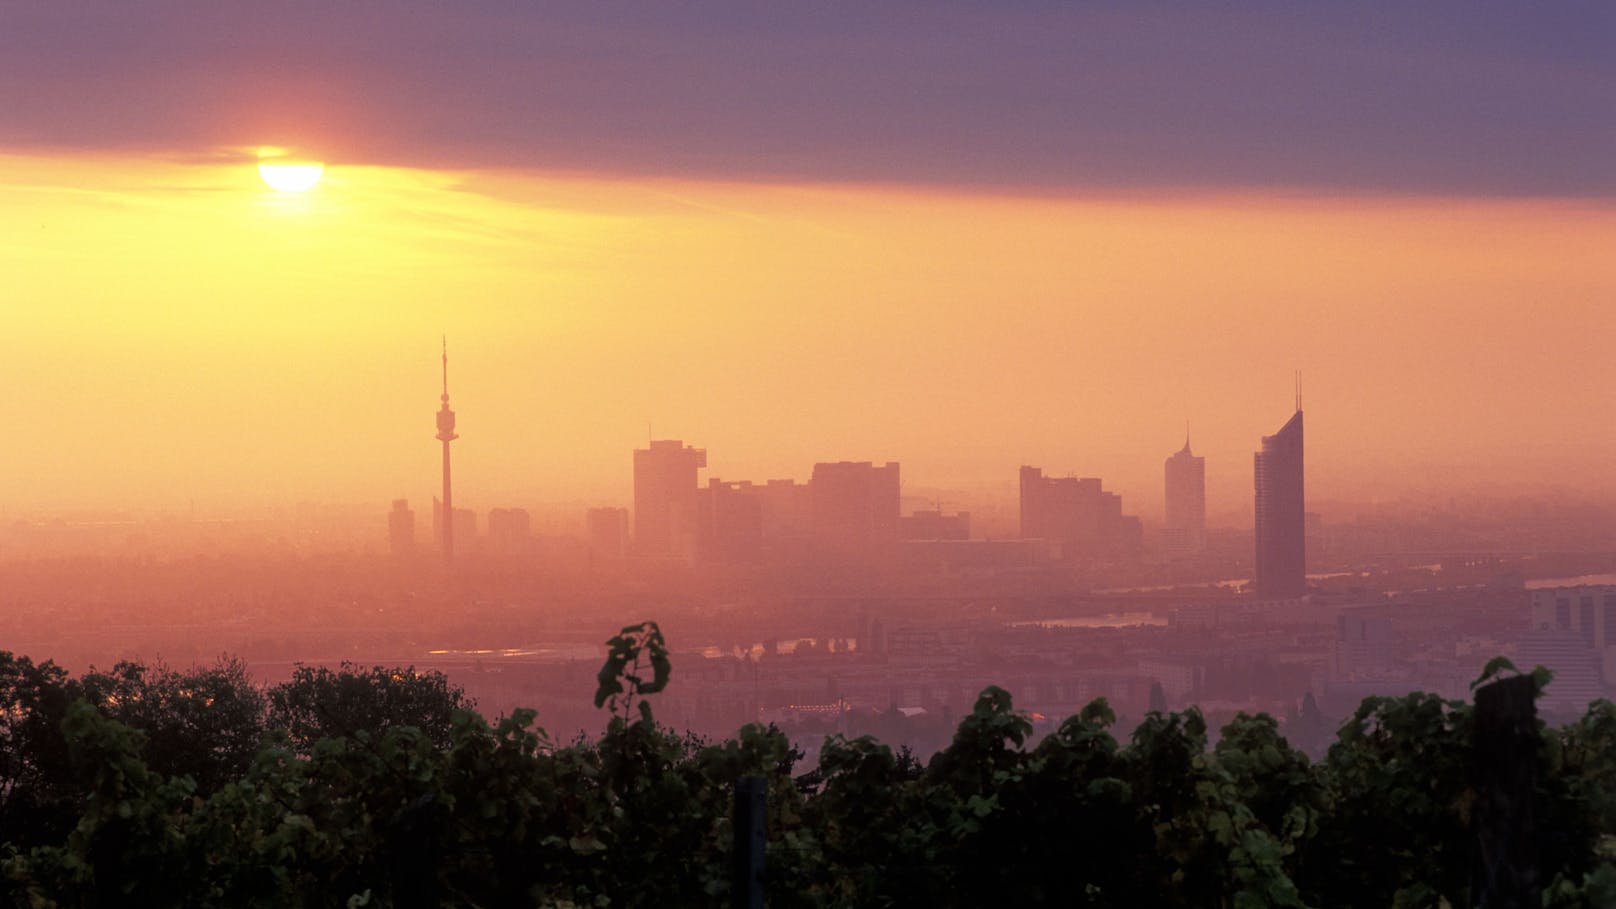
[1473,673,1540,908]
[733,775,767,909]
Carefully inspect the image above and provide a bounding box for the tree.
[1305,691,1477,906]
[3,645,1614,907]
[0,651,78,848]
[266,663,473,752]
[1214,713,1325,865]
[76,656,267,794]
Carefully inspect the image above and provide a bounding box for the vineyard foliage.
[1,626,1614,907]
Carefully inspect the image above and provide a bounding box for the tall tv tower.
[436,336,459,562]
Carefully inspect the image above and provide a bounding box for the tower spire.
[1295,370,1302,412]
[435,337,459,563]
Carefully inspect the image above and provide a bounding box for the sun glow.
[258,160,324,192]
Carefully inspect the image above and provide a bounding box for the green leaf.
[1470,655,1518,691]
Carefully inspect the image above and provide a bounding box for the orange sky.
[3,151,1613,523]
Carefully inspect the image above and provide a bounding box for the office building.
[1018,466,1141,560]
[697,479,766,563]
[1254,406,1305,598]
[388,499,415,558]
[586,507,629,558]
[486,507,532,553]
[634,440,707,558]
[809,461,900,550]
[1163,435,1206,554]
[1529,586,1616,694]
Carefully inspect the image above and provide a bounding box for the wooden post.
[1473,673,1540,908]
[733,775,767,909]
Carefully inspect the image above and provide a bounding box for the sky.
[1,3,1613,522]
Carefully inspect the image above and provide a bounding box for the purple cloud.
[1,1,1610,194]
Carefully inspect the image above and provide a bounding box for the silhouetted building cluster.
[486,507,532,553]
[1018,466,1142,561]
[619,442,905,564]
[393,348,1314,595]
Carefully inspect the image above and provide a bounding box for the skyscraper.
[388,499,415,558]
[633,440,707,557]
[586,506,629,558]
[1164,433,1206,554]
[1254,402,1305,598]
[435,338,459,563]
[809,461,900,551]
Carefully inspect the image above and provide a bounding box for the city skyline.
[1,7,1612,901]
[2,5,1611,517]
[5,183,1609,517]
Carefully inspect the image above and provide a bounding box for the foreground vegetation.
[1,624,1613,907]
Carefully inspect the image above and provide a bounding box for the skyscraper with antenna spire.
[435,337,459,563]
[1164,423,1205,555]
[1253,374,1305,598]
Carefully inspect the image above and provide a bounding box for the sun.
[257,159,325,192]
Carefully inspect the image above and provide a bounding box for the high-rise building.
[1253,405,1305,598]
[759,479,811,541]
[697,479,766,563]
[586,507,629,558]
[435,338,459,563]
[809,461,900,550]
[633,439,707,557]
[1018,466,1141,559]
[1163,434,1206,554]
[486,507,532,553]
[1529,586,1616,697]
[388,499,415,558]
[433,499,476,553]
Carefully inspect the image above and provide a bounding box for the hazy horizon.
[4,3,1612,520]
[5,153,1613,518]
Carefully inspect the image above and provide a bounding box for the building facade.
[633,440,707,558]
[809,461,901,551]
[1163,438,1206,554]
[388,499,415,558]
[1254,409,1305,598]
[1019,466,1141,560]
[1528,585,1616,707]
[585,506,629,558]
